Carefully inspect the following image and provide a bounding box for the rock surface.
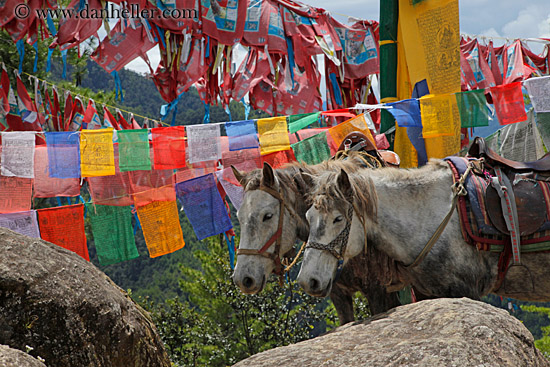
[0,228,171,367]
[0,344,47,367]
[234,297,550,367]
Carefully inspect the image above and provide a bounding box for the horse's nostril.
[309,278,320,291]
[242,276,254,289]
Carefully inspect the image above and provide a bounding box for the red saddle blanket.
[445,157,550,253]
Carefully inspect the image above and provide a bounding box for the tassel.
[240,99,251,120]
[224,232,236,270]
[285,37,296,87]
[32,42,38,73]
[16,39,25,74]
[61,49,68,79]
[203,101,210,124]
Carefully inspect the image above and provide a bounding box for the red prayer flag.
[261,149,296,169]
[38,204,89,261]
[0,176,32,213]
[490,82,527,125]
[152,126,186,169]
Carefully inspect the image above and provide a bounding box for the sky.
[124,0,550,75]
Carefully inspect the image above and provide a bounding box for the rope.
[283,241,307,273]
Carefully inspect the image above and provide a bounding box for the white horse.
[297,161,550,301]
[231,155,403,324]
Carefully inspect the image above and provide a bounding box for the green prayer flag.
[456,90,489,128]
[118,129,151,171]
[288,112,321,134]
[291,132,331,165]
[87,204,139,265]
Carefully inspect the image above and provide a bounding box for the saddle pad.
[445,157,550,250]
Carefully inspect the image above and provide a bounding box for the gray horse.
[298,161,550,301]
[231,155,403,324]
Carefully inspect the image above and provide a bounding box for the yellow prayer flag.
[424,100,461,158]
[136,199,185,258]
[328,114,375,148]
[80,129,115,177]
[420,94,456,139]
[257,116,291,155]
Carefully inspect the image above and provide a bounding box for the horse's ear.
[337,169,352,197]
[261,162,277,188]
[299,169,315,189]
[231,165,247,186]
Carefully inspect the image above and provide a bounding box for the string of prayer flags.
[135,197,185,258]
[45,131,81,178]
[0,176,32,213]
[288,112,321,134]
[80,128,115,177]
[216,169,244,210]
[490,82,527,125]
[261,149,296,169]
[186,124,223,164]
[524,76,550,113]
[0,210,40,238]
[455,89,489,128]
[33,146,80,198]
[225,119,259,151]
[86,204,139,265]
[386,99,422,128]
[151,126,186,169]
[328,114,375,147]
[118,129,152,171]
[257,116,291,155]
[1,132,35,178]
[176,173,233,240]
[291,132,331,165]
[37,204,89,261]
[419,94,455,138]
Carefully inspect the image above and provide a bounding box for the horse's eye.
[263,213,273,222]
[333,215,343,224]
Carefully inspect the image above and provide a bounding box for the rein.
[404,161,473,269]
[236,184,307,281]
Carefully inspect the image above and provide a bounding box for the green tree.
[521,305,550,359]
[144,238,337,366]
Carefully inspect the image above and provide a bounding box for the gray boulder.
[0,344,47,367]
[0,228,171,367]
[234,297,550,367]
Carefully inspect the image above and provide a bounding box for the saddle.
[336,131,400,168]
[467,137,550,237]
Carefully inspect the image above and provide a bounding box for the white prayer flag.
[1,132,35,178]
[525,76,550,113]
[186,124,222,164]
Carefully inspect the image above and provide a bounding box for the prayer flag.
[490,82,527,125]
[175,161,218,184]
[455,89,489,128]
[118,129,151,171]
[216,170,244,210]
[0,210,40,238]
[0,176,32,213]
[525,76,550,113]
[328,114,375,147]
[45,131,81,178]
[176,174,233,240]
[257,116,291,155]
[86,204,139,265]
[387,99,422,127]
[186,124,223,164]
[80,128,116,177]
[33,146,80,198]
[151,126,186,169]
[288,112,321,134]
[419,94,455,138]
[261,149,296,169]
[87,148,133,206]
[37,204,89,261]
[136,199,185,258]
[1,132,35,178]
[225,119,259,151]
[291,132,331,165]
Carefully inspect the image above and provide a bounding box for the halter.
[236,185,305,278]
[306,206,355,274]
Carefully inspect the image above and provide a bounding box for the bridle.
[236,184,306,279]
[305,206,355,275]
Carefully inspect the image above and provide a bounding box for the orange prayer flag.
[136,199,185,258]
[257,116,291,155]
[37,204,89,261]
[328,114,375,148]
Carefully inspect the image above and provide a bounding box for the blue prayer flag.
[45,132,81,178]
[225,119,259,151]
[387,99,422,128]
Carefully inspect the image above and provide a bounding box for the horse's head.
[232,162,309,294]
[297,169,377,297]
